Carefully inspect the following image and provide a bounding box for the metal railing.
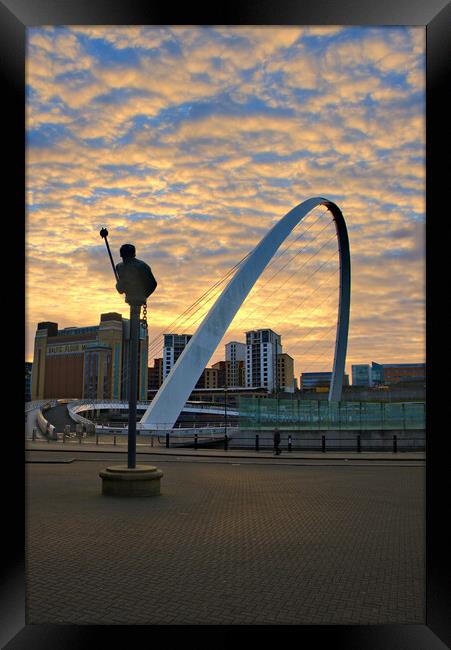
[228,433,425,452]
[30,429,425,452]
[25,400,53,413]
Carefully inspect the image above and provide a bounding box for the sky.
[26,25,425,380]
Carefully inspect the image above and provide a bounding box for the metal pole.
[224,385,228,438]
[127,303,141,469]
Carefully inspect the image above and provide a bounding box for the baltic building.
[31,313,148,400]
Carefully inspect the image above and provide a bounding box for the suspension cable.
[147,249,251,349]
[231,228,337,332]
[232,210,331,315]
[147,205,330,358]
[258,254,339,332]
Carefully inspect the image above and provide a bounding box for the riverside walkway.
[25,443,425,626]
[26,440,425,465]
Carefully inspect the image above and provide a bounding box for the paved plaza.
[26,450,425,625]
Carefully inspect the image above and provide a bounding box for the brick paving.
[26,458,425,625]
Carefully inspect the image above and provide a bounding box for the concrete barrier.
[233,429,425,451]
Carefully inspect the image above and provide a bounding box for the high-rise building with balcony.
[225,341,246,387]
[148,358,163,391]
[162,334,192,379]
[277,353,295,393]
[245,329,282,392]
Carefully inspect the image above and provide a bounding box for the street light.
[224,382,228,438]
[98,229,163,497]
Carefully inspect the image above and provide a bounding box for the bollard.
[255,434,259,452]
[393,434,398,453]
[96,434,99,445]
[194,433,198,450]
[166,433,169,449]
[288,435,292,452]
[357,434,361,453]
[224,434,228,451]
[114,435,116,446]
[32,428,36,441]
[321,435,326,453]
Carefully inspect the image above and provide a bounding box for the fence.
[239,398,426,431]
[35,428,425,452]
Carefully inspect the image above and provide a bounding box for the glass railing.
[238,397,426,431]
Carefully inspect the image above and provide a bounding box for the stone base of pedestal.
[99,465,163,497]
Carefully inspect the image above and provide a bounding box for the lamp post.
[127,303,141,468]
[98,229,163,496]
[99,228,139,466]
[224,382,228,439]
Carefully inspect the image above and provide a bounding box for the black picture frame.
[3,1,450,647]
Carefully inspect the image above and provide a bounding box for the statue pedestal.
[99,465,163,497]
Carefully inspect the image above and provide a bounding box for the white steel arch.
[140,197,350,430]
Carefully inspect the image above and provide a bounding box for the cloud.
[25,26,425,378]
